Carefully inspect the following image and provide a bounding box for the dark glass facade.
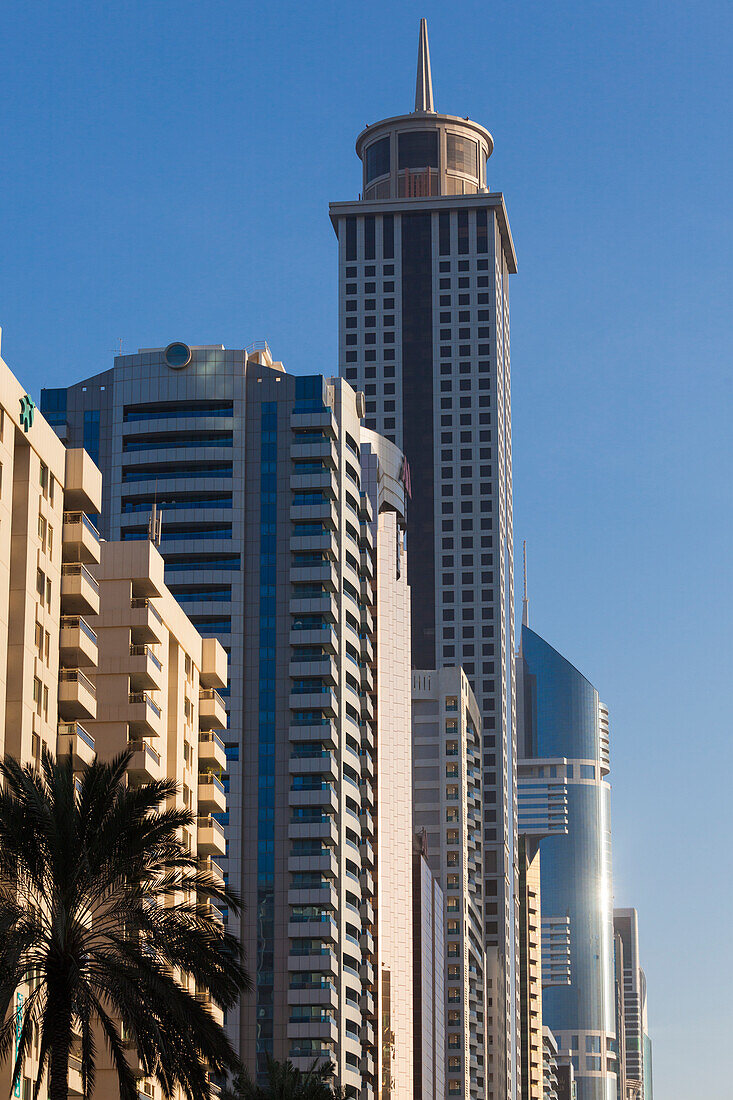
[400,212,435,668]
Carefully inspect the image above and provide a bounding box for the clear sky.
[1,1,731,1094]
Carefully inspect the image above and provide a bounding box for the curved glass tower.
[517,624,617,1100]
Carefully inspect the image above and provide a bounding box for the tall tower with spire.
[331,20,519,1100]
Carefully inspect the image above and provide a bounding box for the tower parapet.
[355,18,493,200]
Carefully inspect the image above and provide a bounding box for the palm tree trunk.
[47,1002,72,1100]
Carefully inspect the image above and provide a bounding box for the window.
[447,134,478,176]
[38,514,46,551]
[382,214,394,259]
[398,130,438,169]
[33,677,42,715]
[345,217,356,261]
[365,136,390,182]
[39,463,48,493]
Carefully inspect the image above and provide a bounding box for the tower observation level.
[331,20,518,1100]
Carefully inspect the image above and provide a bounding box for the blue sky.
[1,1,731,1094]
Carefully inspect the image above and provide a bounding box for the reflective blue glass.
[520,625,616,1100]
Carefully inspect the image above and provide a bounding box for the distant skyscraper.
[516,622,617,1100]
[412,667,487,1100]
[42,346,415,1099]
[613,910,653,1100]
[331,22,518,1098]
[413,831,446,1100]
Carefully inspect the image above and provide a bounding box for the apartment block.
[412,667,487,1100]
[413,832,445,1100]
[0,336,103,1100]
[517,836,543,1100]
[331,24,518,1095]
[76,538,229,1100]
[44,350,414,1100]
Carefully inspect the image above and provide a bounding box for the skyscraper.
[412,667,487,1100]
[330,22,518,1098]
[613,910,653,1100]
[42,346,415,1099]
[516,622,617,1100]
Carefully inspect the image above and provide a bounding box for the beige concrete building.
[518,837,544,1100]
[0,339,228,1100]
[87,538,228,1100]
[412,667,487,1100]
[0,337,102,1100]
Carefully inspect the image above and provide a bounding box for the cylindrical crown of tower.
[355,19,493,201]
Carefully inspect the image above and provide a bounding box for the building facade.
[517,835,544,1100]
[613,910,652,1100]
[0,338,102,1100]
[412,666,487,1100]
[516,623,617,1100]
[43,347,414,1099]
[330,23,518,1096]
[413,832,446,1100]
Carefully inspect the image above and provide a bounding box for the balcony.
[289,785,338,813]
[287,913,338,941]
[199,688,227,730]
[68,1053,84,1097]
[289,435,338,466]
[58,722,95,768]
[289,718,338,746]
[198,856,225,887]
[64,448,102,514]
[289,655,338,681]
[289,686,337,716]
[288,750,338,780]
[287,848,338,878]
[289,468,334,492]
[290,561,338,590]
[198,773,227,814]
[287,983,338,1010]
[61,564,100,616]
[289,622,338,651]
[286,1015,339,1044]
[194,989,224,1027]
[287,881,338,909]
[129,598,163,644]
[197,814,226,856]
[288,818,339,846]
[128,644,163,691]
[128,692,163,737]
[60,616,98,668]
[199,730,227,770]
[59,669,97,720]
[62,512,101,565]
[127,740,162,783]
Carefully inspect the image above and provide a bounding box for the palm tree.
[0,748,250,1100]
[223,1056,343,1100]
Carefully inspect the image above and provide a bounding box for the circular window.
[164,342,191,369]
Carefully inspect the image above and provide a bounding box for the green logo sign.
[19,394,35,432]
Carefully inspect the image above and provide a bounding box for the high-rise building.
[412,667,487,1100]
[516,622,617,1100]
[78,537,229,1100]
[613,910,653,1100]
[330,22,518,1098]
[0,336,103,1100]
[413,831,446,1100]
[42,347,415,1099]
[517,835,544,1100]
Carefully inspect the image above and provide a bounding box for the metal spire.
[522,540,530,628]
[414,18,434,113]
